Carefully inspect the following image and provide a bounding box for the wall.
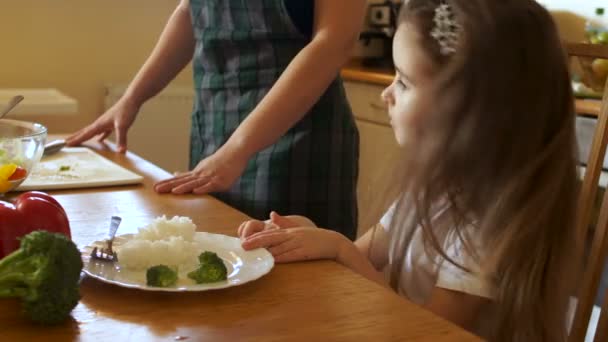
[539,0,607,42]
[2,0,602,134]
[365,0,603,42]
[540,0,606,19]
[0,0,193,134]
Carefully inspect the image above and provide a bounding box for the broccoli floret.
[0,230,83,325]
[197,251,223,265]
[187,252,227,284]
[146,265,178,287]
[187,263,227,284]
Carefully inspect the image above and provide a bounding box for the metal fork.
[91,216,122,262]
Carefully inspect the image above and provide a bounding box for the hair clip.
[430,2,461,55]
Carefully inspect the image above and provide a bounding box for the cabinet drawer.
[344,81,390,126]
[355,119,401,236]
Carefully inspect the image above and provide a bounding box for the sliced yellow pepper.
[0,164,18,193]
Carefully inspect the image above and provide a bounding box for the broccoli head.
[188,252,227,284]
[0,230,83,325]
[146,265,178,287]
[198,251,223,265]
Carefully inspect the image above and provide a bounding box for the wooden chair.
[567,42,608,342]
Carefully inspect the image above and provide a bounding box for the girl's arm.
[241,224,389,287]
[425,235,492,332]
[335,232,389,287]
[425,288,489,332]
[241,214,489,332]
[221,0,367,159]
[354,224,391,270]
[356,228,489,330]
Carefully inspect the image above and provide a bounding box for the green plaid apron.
[189,0,359,239]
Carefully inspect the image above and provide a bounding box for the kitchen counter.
[0,89,77,116]
[341,60,395,87]
[341,60,603,117]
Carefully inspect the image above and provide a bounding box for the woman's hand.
[241,227,346,263]
[153,146,249,194]
[66,98,140,153]
[68,0,194,154]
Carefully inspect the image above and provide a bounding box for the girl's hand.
[241,227,345,263]
[153,146,249,194]
[242,215,388,287]
[238,220,273,239]
[66,98,140,154]
[237,212,300,239]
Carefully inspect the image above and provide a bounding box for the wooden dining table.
[0,138,479,341]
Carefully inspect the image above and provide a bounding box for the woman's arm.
[153,0,367,194]
[122,0,195,108]
[66,0,195,149]
[221,0,367,159]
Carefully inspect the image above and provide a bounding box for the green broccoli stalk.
[146,265,178,287]
[0,230,83,325]
[188,251,227,284]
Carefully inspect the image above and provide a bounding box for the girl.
[66,0,366,240]
[238,0,579,340]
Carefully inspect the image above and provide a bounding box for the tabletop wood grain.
[0,137,479,341]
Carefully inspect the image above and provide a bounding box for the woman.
[67,0,366,240]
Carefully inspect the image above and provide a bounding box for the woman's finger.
[66,122,107,146]
[97,130,111,143]
[192,180,218,195]
[157,172,195,185]
[154,174,197,193]
[114,123,129,154]
[172,176,212,194]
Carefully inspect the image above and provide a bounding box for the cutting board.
[17,147,144,191]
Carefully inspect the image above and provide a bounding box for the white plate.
[81,232,274,292]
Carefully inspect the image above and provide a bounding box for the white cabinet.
[344,81,401,236]
[0,89,78,116]
[344,81,390,125]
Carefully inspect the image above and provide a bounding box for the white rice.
[134,215,196,241]
[117,216,199,270]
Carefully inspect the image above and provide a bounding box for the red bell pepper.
[0,191,71,258]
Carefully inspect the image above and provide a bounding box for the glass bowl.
[0,119,47,195]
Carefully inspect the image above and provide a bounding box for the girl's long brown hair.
[386,0,579,340]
